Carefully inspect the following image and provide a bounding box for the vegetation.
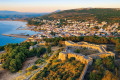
[102,70,118,80]
[35,58,45,64]
[31,57,85,80]
[74,49,81,53]
[28,20,44,26]
[26,65,38,71]
[30,47,46,57]
[28,8,120,26]
[47,45,51,53]
[0,46,4,51]
[0,42,46,73]
[50,31,56,36]
[43,36,120,52]
[85,56,118,80]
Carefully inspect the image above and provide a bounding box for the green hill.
[31,8,120,24]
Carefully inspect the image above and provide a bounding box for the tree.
[69,57,76,61]
[102,70,118,80]
[115,43,120,52]
[0,46,4,51]
[47,46,51,53]
[2,57,12,69]
[102,56,115,71]
[74,49,80,53]
[9,59,18,73]
[36,47,46,57]
[95,59,102,66]
[16,58,22,70]
[89,72,96,80]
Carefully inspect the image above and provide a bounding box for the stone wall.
[58,52,93,64]
[58,52,67,60]
[58,41,115,80]
[79,63,89,80]
[65,41,105,53]
[67,53,91,64]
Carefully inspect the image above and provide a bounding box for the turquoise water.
[0,21,39,46]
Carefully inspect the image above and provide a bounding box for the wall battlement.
[65,41,107,53]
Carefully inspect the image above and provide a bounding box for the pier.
[2,34,30,39]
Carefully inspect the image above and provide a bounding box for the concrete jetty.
[2,34,30,39]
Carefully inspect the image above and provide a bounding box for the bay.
[0,21,38,46]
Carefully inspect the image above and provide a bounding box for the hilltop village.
[26,19,120,42]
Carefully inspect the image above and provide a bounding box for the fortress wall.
[79,63,89,80]
[102,47,107,53]
[58,52,66,60]
[77,45,104,53]
[98,47,104,53]
[99,52,115,58]
[67,53,92,64]
[58,52,93,64]
[101,45,107,49]
[107,52,115,56]
[63,41,115,80]
[65,41,76,46]
[65,41,104,53]
[88,54,100,59]
[66,53,93,80]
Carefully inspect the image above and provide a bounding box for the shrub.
[26,65,38,71]
[53,59,61,62]
[74,49,80,53]
[95,59,102,66]
[35,59,45,64]
[69,57,76,61]
[32,65,38,70]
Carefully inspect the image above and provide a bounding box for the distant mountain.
[54,10,61,13]
[0,10,49,20]
[0,10,20,14]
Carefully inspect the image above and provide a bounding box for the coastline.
[0,20,41,46]
[2,34,30,39]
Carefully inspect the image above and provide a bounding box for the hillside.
[34,8,120,24]
[0,10,49,20]
[0,10,20,14]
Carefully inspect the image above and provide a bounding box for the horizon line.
[0,7,120,13]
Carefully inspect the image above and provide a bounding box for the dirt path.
[22,56,38,70]
[0,56,38,80]
[0,70,20,80]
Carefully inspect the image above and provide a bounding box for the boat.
[13,38,16,40]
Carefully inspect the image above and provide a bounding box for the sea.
[0,21,39,46]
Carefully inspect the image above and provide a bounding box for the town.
[26,19,120,42]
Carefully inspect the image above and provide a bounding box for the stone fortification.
[58,41,115,80]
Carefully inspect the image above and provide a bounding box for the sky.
[0,0,120,13]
